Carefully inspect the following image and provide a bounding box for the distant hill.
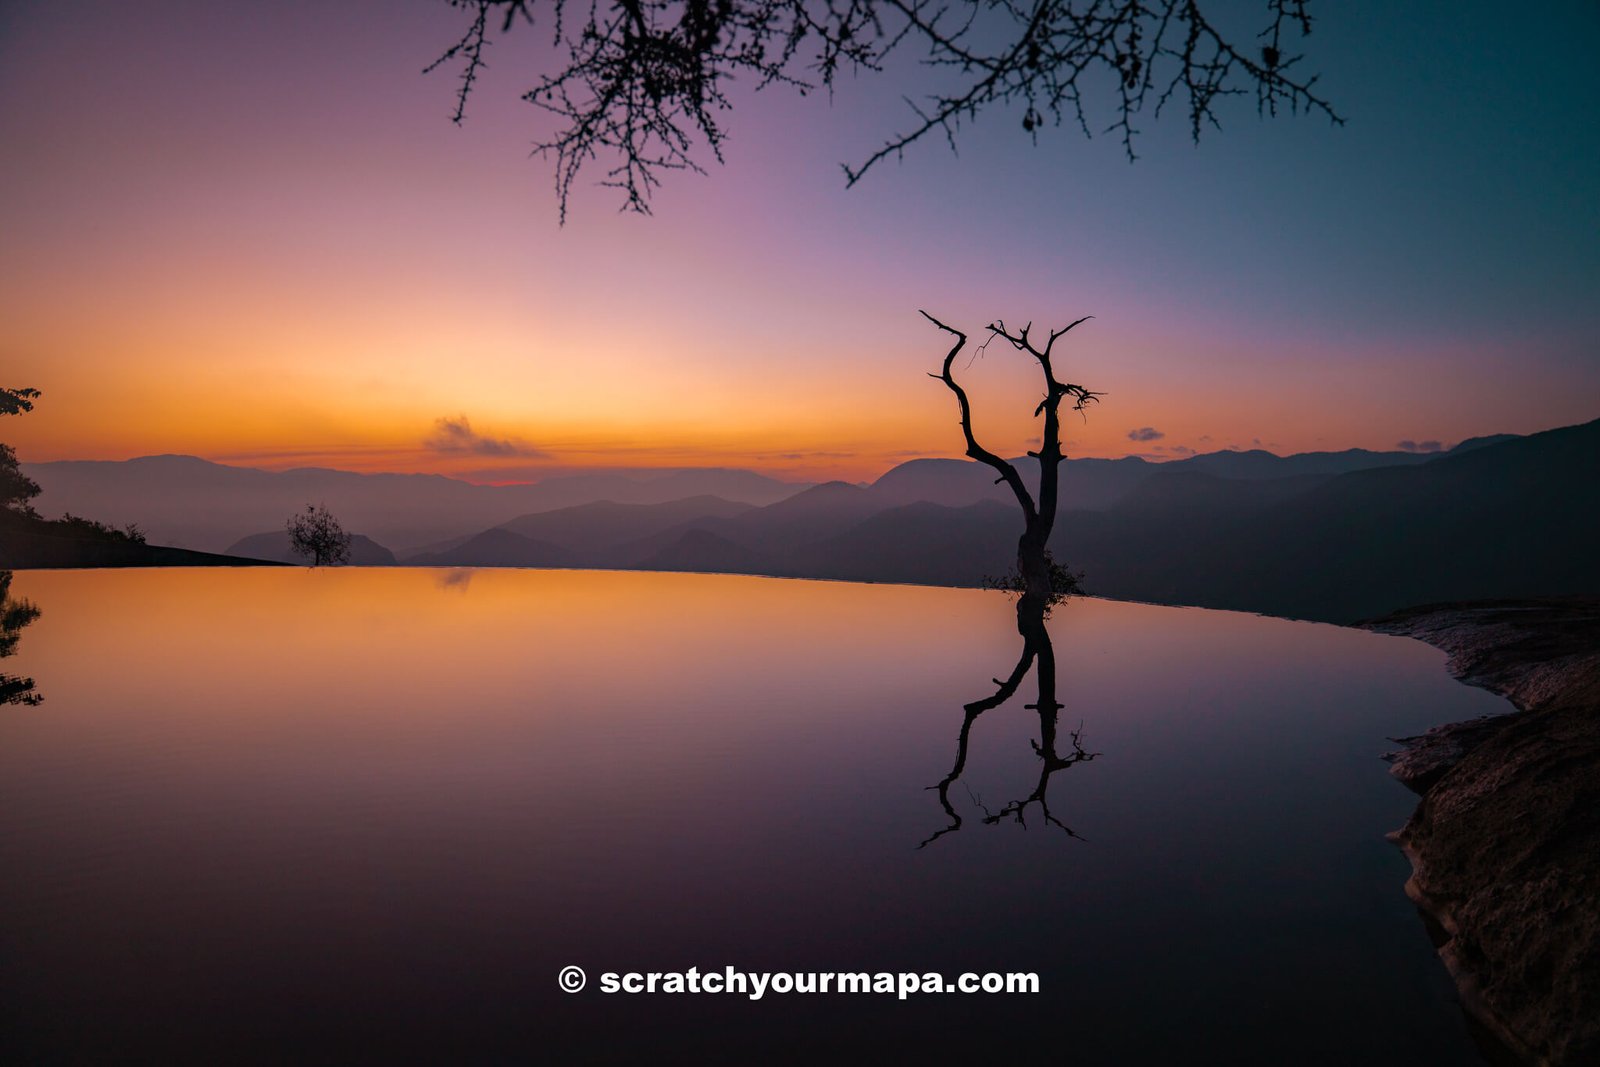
[810,418,1598,622]
[1171,447,1436,481]
[225,530,398,565]
[866,455,1153,511]
[1448,433,1521,454]
[519,468,808,510]
[407,528,578,568]
[388,417,1593,622]
[1104,469,1337,519]
[23,456,810,554]
[864,458,1022,508]
[561,481,884,567]
[635,529,774,575]
[708,481,885,551]
[886,419,1598,621]
[1154,417,1600,620]
[863,437,1505,510]
[0,510,280,569]
[494,496,754,558]
[786,500,1017,587]
[28,442,1497,559]
[20,420,1590,624]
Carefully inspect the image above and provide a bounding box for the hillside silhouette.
[24,457,809,554]
[21,418,1597,622]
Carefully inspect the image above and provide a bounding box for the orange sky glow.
[2,2,1595,485]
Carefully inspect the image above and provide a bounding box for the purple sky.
[2,0,1596,481]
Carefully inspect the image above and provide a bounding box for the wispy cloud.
[1397,439,1445,453]
[425,416,546,458]
[753,450,860,461]
[1127,426,1164,442]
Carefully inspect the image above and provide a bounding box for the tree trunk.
[1017,525,1053,614]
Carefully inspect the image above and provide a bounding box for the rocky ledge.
[1365,599,1600,1066]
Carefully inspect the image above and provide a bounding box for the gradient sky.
[1,0,1596,482]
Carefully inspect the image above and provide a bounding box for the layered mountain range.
[21,419,1596,622]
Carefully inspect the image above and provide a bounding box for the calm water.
[0,568,1505,1064]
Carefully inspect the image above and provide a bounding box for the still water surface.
[0,568,1504,1063]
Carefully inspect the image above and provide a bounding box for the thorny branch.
[430,0,1341,220]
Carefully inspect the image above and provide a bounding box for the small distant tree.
[286,504,352,566]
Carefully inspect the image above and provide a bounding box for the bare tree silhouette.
[922,310,1099,614]
[431,0,1341,219]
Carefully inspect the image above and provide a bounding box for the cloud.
[1167,445,1196,457]
[1126,426,1165,442]
[1396,439,1445,453]
[755,450,859,460]
[426,416,546,458]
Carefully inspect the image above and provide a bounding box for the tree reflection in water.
[1,570,43,706]
[922,600,1096,847]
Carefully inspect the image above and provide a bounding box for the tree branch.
[432,0,1343,220]
[919,631,1039,847]
[921,310,1038,523]
[984,316,1101,541]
